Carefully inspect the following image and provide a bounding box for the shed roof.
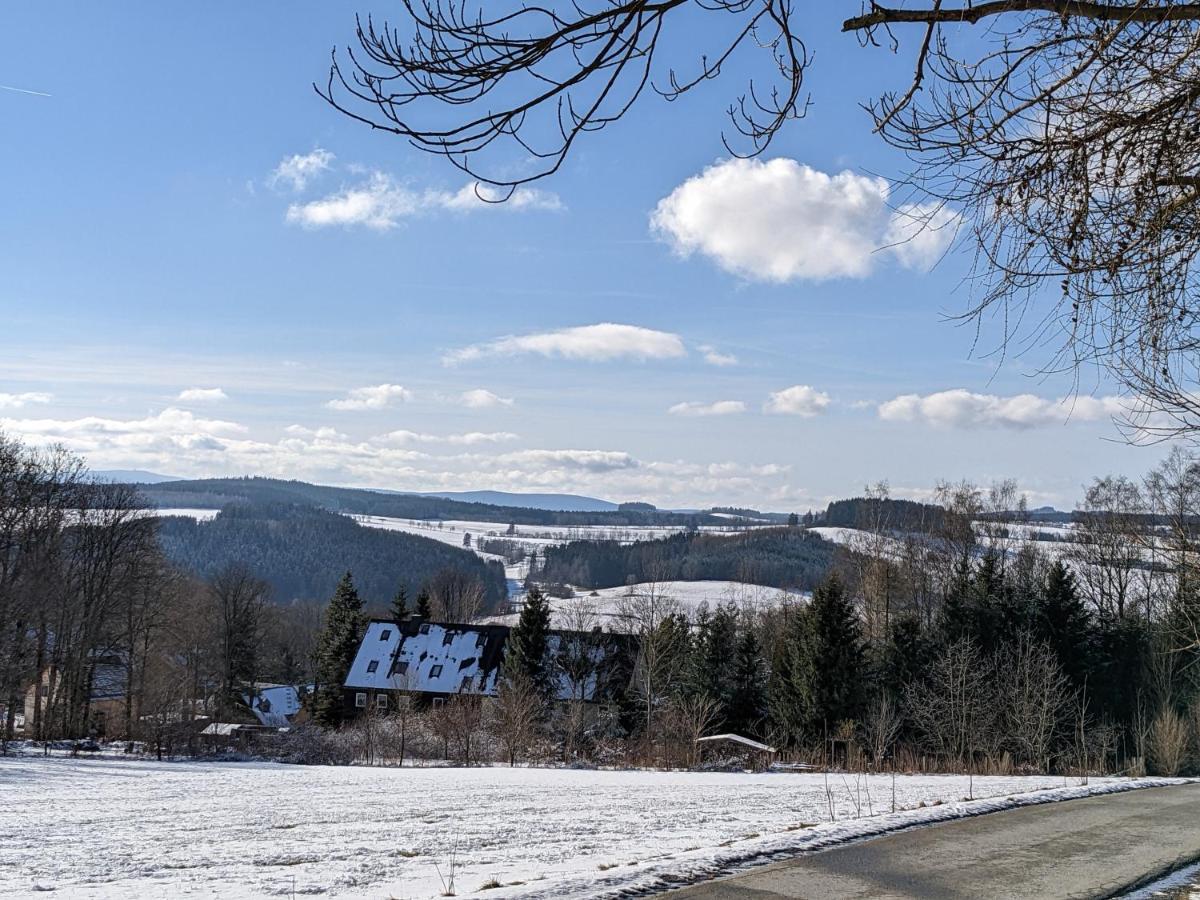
[696,733,777,753]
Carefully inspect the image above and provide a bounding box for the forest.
[155,502,507,610]
[534,527,837,591]
[136,477,723,528]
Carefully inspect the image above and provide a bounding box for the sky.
[0,4,1169,511]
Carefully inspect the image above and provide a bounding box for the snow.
[0,755,1181,900]
[483,580,807,630]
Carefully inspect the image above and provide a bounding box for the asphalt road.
[665,784,1200,900]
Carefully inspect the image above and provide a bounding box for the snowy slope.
[1,756,1176,900]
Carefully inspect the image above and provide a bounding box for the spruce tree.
[504,586,553,700]
[691,602,737,717]
[811,574,865,727]
[391,586,409,621]
[728,630,768,736]
[312,571,367,728]
[416,587,433,619]
[768,607,817,746]
[1037,560,1092,688]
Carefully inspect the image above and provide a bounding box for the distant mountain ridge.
[414,490,618,512]
[93,469,182,484]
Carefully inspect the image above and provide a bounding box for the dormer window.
[419,624,431,635]
[390,660,409,676]
[442,632,454,646]
[366,660,379,674]
[429,664,443,678]
[380,629,391,641]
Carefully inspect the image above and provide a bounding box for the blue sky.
[0,4,1165,510]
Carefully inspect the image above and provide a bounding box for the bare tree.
[861,692,903,768]
[208,564,271,722]
[994,635,1072,771]
[905,638,993,767]
[490,673,544,765]
[322,3,1200,434]
[1070,476,1148,621]
[427,568,486,623]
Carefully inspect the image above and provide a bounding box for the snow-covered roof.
[344,620,614,701]
[243,684,303,727]
[697,734,777,753]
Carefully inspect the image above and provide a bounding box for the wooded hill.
[138,477,724,527]
[535,527,839,591]
[156,502,507,609]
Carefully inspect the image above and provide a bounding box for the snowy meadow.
[0,755,1162,900]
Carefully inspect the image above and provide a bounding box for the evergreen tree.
[728,629,768,736]
[882,615,933,696]
[504,586,553,700]
[415,588,432,620]
[1037,560,1093,688]
[969,552,1005,654]
[390,586,409,621]
[938,557,975,646]
[768,607,817,745]
[312,571,367,728]
[811,574,865,727]
[691,602,738,717]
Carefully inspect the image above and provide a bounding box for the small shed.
[199,722,279,750]
[696,733,778,771]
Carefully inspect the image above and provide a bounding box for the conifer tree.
[504,586,553,701]
[312,571,367,728]
[416,587,432,620]
[1038,560,1092,688]
[728,629,768,736]
[811,574,865,727]
[690,602,737,717]
[768,607,817,746]
[391,586,409,621]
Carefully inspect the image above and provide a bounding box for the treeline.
[823,496,949,533]
[136,477,722,528]
[534,527,836,591]
[156,502,507,610]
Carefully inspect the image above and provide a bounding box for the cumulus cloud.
[651,157,957,282]
[498,449,640,473]
[878,389,1127,429]
[377,430,519,446]
[668,400,746,417]
[269,149,335,191]
[0,408,246,458]
[326,384,412,411]
[0,391,52,409]
[459,389,515,408]
[765,385,832,417]
[883,202,962,271]
[699,345,738,367]
[446,323,687,366]
[285,171,562,230]
[177,387,227,403]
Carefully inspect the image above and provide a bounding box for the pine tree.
[811,574,865,727]
[391,586,409,621]
[312,571,367,728]
[416,588,432,620]
[728,630,768,736]
[1037,560,1092,688]
[938,557,975,646]
[691,602,738,717]
[504,586,553,700]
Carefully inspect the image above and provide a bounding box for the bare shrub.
[1148,708,1190,777]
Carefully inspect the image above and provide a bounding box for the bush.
[1147,708,1189,776]
[264,725,357,766]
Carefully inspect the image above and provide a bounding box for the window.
[442,632,454,646]
[429,664,443,678]
[419,624,431,635]
[376,694,389,710]
[432,697,444,709]
[355,692,367,708]
[259,698,272,713]
[380,629,391,641]
[390,660,409,677]
[366,660,379,674]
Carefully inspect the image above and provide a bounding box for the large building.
[342,618,626,715]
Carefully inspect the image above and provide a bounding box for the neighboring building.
[343,619,626,715]
[242,683,307,728]
[23,655,130,739]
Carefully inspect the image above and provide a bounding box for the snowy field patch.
[0,756,1172,900]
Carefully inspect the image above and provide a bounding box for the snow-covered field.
[485,580,806,629]
[0,755,1167,900]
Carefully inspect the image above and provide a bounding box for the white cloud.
[497,449,639,473]
[668,400,746,417]
[765,385,832,417]
[0,391,52,409]
[285,172,562,230]
[177,387,227,403]
[699,345,738,367]
[283,425,348,441]
[459,389,514,409]
[377,430,519,446]
[269,149,334,191]
[0,408,246,458]
[651,157,957,282]
[446,323,687,365]
[878,389,1127,429]
[883,202,961,271]
[326,384,412,411]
